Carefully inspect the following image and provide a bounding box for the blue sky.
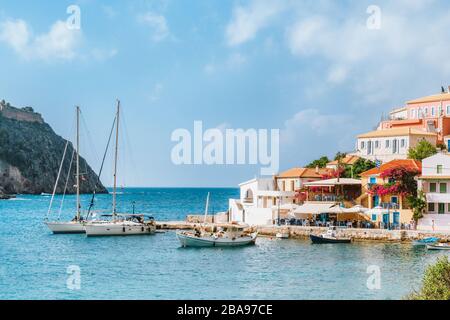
[1,0,450,187]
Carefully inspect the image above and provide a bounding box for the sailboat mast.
[76,106,81,220]
[203,192,210,225]
[112,100,120,218]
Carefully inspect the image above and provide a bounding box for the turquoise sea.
[0,187,448,300]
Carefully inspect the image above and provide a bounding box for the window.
[437,165,443,174]
[440,183,447,193]
[430,183,437,192]
[385,140,390,148]
[447,203,450,212]
[392,139,398,154]
[447,105,450,115]
[431,106,435,116]
[290,181,295,191]
[375,141,379,148]
[424,107,428,116]
[428,203,435,212]
[361,141,365,149]
[370,177,376,184]
[401,139,405,148]
[439,203,445,214]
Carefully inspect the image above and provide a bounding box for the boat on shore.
[426,243,450,250]
[413,237,440,246]
[310,227,352,244]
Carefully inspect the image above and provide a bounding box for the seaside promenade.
[155,221,450,242]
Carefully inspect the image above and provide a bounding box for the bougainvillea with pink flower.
[368,166,419,197]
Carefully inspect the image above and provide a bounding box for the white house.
[355,127,437,163]
[228,178,295,226]
[417,153,450,231]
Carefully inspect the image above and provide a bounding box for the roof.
[303,178,362,187]
[276,167,332,179]
[357,127,437,139]
[407,93,450,104]
[418,176,450,180]
[360,159,422,177]
[327,155,360,166]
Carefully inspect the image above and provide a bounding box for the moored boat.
[177,225,257,247]
[276,231,290,239]
[84,214,156,236]
[426,243,450,250]
[413,237,440,246]
[310,227,351,244]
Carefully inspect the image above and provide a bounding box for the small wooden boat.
[413,237,439,246]
[177,225,257,248]
[276,231,290,239]
[310,227,351,244]
[426,243,450,250]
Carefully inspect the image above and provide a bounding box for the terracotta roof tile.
[360,159,422,177]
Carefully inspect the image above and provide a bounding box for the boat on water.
[310,227,352,244]
[177,225,257,247]
[426,243,450,250]
[84,214,156,236]
[45,106,87,234]
[276,231,290,239]
[84,101,156,237]
[176,192,258,247]
[412,237,440,246]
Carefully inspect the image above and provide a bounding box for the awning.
[426,193,450,203]
[293,202,336,216]
[303,178,362,187]
[365,206,389,216]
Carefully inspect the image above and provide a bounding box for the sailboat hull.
[84,222,156,237]
[176,232,258,248]
[45,221,86,234]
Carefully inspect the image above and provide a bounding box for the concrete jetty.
[156,221,450,242]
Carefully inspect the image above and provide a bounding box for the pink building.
[379,87,450,146]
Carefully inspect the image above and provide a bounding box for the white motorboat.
[426,243,450,250]
[177,225,258,247]
[83,101,156,237]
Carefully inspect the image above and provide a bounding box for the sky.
[1,0,450,187]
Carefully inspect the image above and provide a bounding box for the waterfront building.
[359,159,421,225]
[379,89,450,145]
[355,128,437,163]
[417,153,450,231]
[274,167,333,202]
[228,177,295,226]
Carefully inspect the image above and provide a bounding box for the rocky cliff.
[0,101,107,195]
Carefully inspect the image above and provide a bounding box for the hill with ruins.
[0,100,107,195]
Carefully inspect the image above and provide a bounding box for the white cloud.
[0,18,81,61]
[138,12,170,42]
[226,0,285,46]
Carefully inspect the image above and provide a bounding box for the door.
[391,196,398,209]
[373,195,379,207]
[438,203,445,214]
[393,212,400,225]
[383,213,390,224]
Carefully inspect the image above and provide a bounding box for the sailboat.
[176,193,258,247]
[84,100,156,236]
[45,106,86,234]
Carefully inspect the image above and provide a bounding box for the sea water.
[0,188,448,300]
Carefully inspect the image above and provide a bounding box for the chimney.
[315,165,319,174]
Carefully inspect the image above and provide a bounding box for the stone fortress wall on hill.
[0,100,44,124]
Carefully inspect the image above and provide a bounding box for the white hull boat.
[177,231,257,247]
[85,221,156,237]
[426,243,450,250]
[276,232,290,239]
[45,221,86,234]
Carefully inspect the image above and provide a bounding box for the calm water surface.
[0,188,448,300]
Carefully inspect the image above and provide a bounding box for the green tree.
[408,256,450,300]
[334,152,347,161]
[351,158,376,178]
[306,156,330,169]
[407,190,426,222]
[408,139,437,161]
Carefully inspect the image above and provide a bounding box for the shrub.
[408,256,450,300]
